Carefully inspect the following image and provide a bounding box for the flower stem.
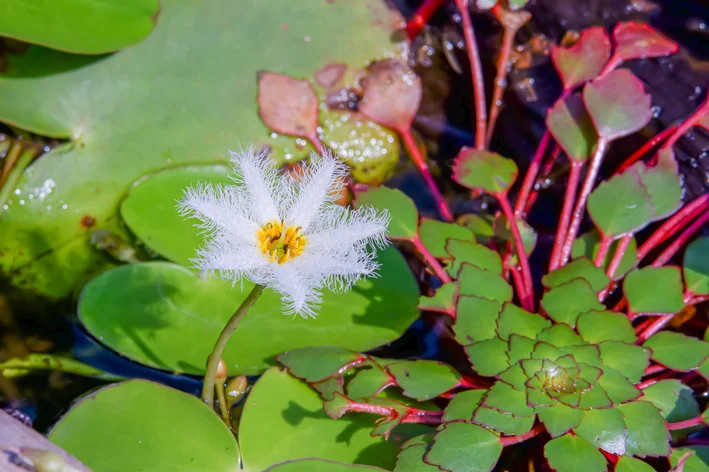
[667,415,705,431]
[614,125,676,174]
[593,235,612,268]
[405,0,446,40]
[0,141,22,187]
[411,235,453,284]
[216,379,230,425]
[558,138,609,267]
[306,132,328,156]
[549,161,582,271]
[524,144,562,215]
[662,94,709,150]
[0,148,37,210]
[455,0,487,150]
[651,210,709,268]
[495,192,534,311]
[500,423,545,446]
[598,234,632,301]
[400,128,454,221]
[202,284,266,406]
[514,129,551,218]
[636,313,675,344]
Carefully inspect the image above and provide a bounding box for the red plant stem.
[307,132,328,156]
[515,131,552,217]
[607,235,631,279]
[615,125,677,174]
[643,364,667,377]
[524,144,562,215]
[549,161,583,271]
[411,234,453,285]
[499,423,545,446]
[402,409,445,424]
[667,415,705,431]
[663,95,709,150]
[636,314,675,344]
[689,295,709,304]
[598,54,624,78]
[455,0,487,150]
[600,450,618,467]
[559,139,609,267]
[636,378,659,390]
[495,192,534,311]
[634,318,654,335]
[405,0,446,40]
[486,14,517,147]
[342,399,443,424]
[593,236,612,268]
[400,128,454,222]
[651,210,709,268]
[637,194,709,262]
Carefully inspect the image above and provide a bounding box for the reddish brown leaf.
[315,63,347,88]
[613,21,678,62]
[357,59,422,132]
[257,71,319,139]
[551,26,611,91]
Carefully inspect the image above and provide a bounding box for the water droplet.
[62,204,68,210]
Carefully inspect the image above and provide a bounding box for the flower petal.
[229,146,284,224]
[271,261,323,319]
[306,205,390,251]
[193,236,268,282]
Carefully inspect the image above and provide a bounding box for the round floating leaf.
[544,434,606,472]
[541,279,604,327]
[599,341,650,384]
[551,26,611,91]
[418,219,474,259]
[613,21,679,62]
[684,237,709,296]
[452,148,518,194]
[347,367,392,399]
[577,310,636,344]
[542,258,610,293]
[572,231,637,280]
[615,401,671,457]
[277,347,365,382]
[587,167,655,238]
[78,250,418,375]
[387,361,461,401]
[266,459,386,471]
[670,447,709,472]
[0,0,405,299]
[573,407,627,455]
[454,296,503,345]
[443,390,486,422]
[445,240,503,276]
[644,332,709,371]
[49,380,239,471]
[583,69,652,142]
[615,457,655,472]
[418,282,456,315]
[354,187,418,240]
[426,423,502,472]
[358,60,421,132]
[257,72,319,140]
[624,267,685,314]
[0,0,158,54]
[536,403,584,438]
[546,93,597,161]
[457,263,513,303]
[120,164,233,266]
[240,368,404,471]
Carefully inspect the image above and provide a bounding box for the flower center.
[257,220,307,264]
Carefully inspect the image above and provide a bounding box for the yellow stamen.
[256,220,307,264]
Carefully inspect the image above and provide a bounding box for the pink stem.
[667,416,705,431]
[307,132,328,156]
[549,161,583,271]
[514,130,551,217]
[525,144,562,215]
[405,0,446,40]
[636,314,675,344]
[643,364,667,377]
[636,378,659,390]
[486,11,517,147]
[662,95,709,150]
[559,139,609,267]
[651,210,709,268]
[411,234,453,285]
[455,0,487,150]
[400,128,454,222]
[499,423,545,446]
[593,236,612,268]
[598,234,632,301]
[615,125,677,174]
[637,194,709,262]
[495,192,534,311]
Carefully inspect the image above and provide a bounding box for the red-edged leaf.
[257,71,319,140]
[358,59,421,132]
[551,26,611,91]
[613,21,679,62]
[452,148,518,194]
[546,93,597,162]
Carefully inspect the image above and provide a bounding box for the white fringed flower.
[179,147,390,319]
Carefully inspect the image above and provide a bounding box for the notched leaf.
[257,71,320,140]
[613,21,679,62]
[551,26,611,91]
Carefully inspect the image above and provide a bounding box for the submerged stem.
[0,149,38,210]
[651,210,709,268]
[411,235,453,285]
[549,161,582,272]
[202,284,266,406]
[216,378,230,425]
[514,130,551,218]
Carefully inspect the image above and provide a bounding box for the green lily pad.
[615,457,655,472]
[347,367,392,400]
[354,186,418,240]
[615,401,670,457]
[426,423,502,472]
[599,341,650,384]
[542,258,610,293]
[240,368,406,471]
[684,237,709,296]
[0,0,159,54]
[573,407,627,455]
[546,93,597,161]
[541,279,604,327]
[454,296,503,345]
[452,148,518,194]
[418,219,474,259]
[624,267,685,314]
[644,332,709,371]
[443,390,486,422]
[572,231,637,280]
[418,283,456,315]
[544,434,606,472]
[577,310,636,344]
[0,0,404,299]
[551,26,611,91]
[457,263,512,303]
[536,403,584,438]
[583,69,652,142]
[78,249,418,375]
[445,239,503,276]
[49,380,239,471]
[277,347,365,382]
[387,361,461,401]
[496,304,550,341]
[266,459,386,471]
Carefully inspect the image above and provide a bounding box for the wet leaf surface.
[358,59,421,132]
[452,148,518,194]
[551,26,611,91]
[624,267,685,314]
[258,72,319,141]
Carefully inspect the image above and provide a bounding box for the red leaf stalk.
[499,423,545,446]
[651,210,709,268]
[667,415,705,431]
[411,234,453,285]
[514,130,551,217]
[549,161,583,271]
[524,144,562,215]
[405,0,446,40]
[615,125,676,174]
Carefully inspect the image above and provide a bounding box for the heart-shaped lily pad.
[78,248,418,375]
[265,460,386,471]
[49,379,239,471]
[0,0,159,54]
[0,0,405,299]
